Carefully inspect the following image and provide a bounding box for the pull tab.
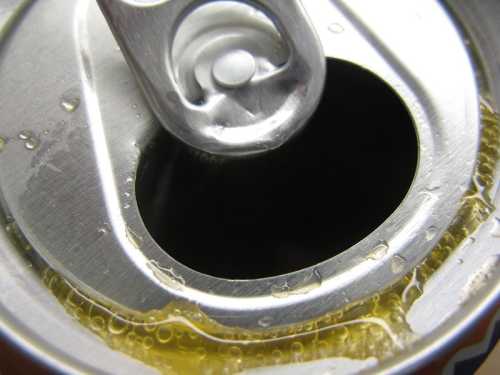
[97,0,326,156]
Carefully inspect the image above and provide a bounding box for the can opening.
[136,59,418,280]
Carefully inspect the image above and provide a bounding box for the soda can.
[0,0,498,374]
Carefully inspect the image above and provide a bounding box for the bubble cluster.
[18,130,40,150]
[41,268,406,374]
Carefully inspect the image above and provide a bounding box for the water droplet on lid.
[328,23,344,34]
[457,258,464,265]
[425,226,438,241]
[18,130,40,150]
[18,130,32,140]
[60,90,81,113]
[420,190,439,204]
[367,241,389,260]
[391,255,407,274]
[426,185,441,192]
[258,316,273,328]
[25,137,40,150]
[271,282,290,298]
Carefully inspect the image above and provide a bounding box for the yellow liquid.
[7,102,500,375]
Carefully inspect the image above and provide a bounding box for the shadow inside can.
[136,58,418,280]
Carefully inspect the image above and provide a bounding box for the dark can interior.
[136,59,418,280]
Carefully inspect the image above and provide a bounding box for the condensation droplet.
[426,184,441,192]
[25,137,40,150]
[457,258,464,265]
[391,255,407,274]
[420,191,438,204]
[18,130,32,140]
[328,22,344,34]
[18,130,40,150]
[271,282,290,299]
[258,316,273,328]
[367,241,389,260]
[425,226,438,241]
[60,90,81,113]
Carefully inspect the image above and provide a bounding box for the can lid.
[0,0,484,332]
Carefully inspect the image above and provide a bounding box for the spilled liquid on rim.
[3,102,496,374]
